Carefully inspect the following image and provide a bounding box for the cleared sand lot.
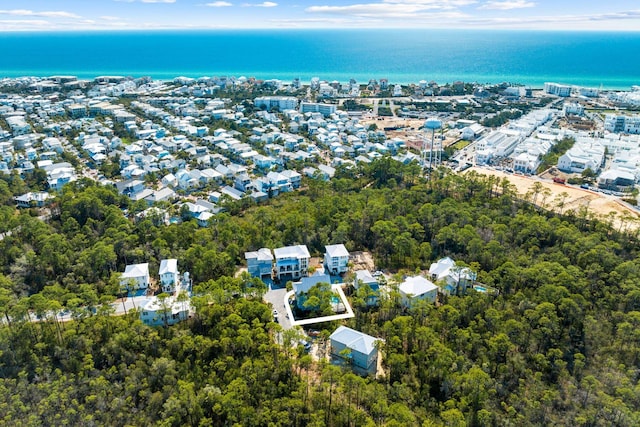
[468,167,640,231]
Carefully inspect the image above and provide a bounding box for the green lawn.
[450,139,471,150]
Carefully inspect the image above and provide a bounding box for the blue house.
[353,270,380,306]
[245,248,274,279]
[330,326,379,375]
[292,272,331,309]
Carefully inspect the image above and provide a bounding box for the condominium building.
[605,114,640,134]
[544,82,572,97]
[300,102,337,117]
[254,96,298,111]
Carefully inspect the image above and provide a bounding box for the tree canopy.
[1,160,640,425]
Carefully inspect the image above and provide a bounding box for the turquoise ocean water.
[1,30,638,89]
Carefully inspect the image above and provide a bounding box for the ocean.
[1,29,639,89]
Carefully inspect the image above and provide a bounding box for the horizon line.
[2,27,640,33]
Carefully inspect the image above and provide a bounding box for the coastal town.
[4,73,640,348]
[2,75,640,225]
[3,73,640,424]
[3,77,640,269]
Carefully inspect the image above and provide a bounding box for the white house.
[121,263,150,291]
[557,142,605,173]
[398,275,438,307]
[429,257,476,296]
[159,259,179,294]
[14,191,51,208]
[324,244,350,275]
[140,295,191,327]
[274,244,310,281]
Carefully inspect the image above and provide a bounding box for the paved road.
[21,295,151,324]
[263,286,293,330]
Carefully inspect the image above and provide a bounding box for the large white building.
[300,102,337,117]
[557,141,605,173]
[563,102,584,116]
[604,114,640,134]
[544,82,572,97]
[254,96,298,111]
[475,130,520,164]
[579,87,600,98]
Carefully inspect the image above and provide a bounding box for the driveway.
[263,287,293,330]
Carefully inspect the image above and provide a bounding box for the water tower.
[422,117,442,174]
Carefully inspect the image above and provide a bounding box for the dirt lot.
[350,251,376,272]
[360,116,460,149]
[469,167,640,231]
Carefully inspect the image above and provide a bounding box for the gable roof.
[429,257,455,280]
[354,269,377,286]
[122,263,149,279]
[159,259,178,275]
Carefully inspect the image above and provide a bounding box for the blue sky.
[0,0,639,30]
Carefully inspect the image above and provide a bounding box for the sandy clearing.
[468,167,640,231]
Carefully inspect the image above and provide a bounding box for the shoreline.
[0,74,635,92]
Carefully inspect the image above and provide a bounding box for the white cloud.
[269,17,391,28]
[460,9,640,28]
[0,9,82,19]
[100,16,122,21]
[306,3,470,18]
[245,2,278,7]
[0,19,50,26]
[141,0,177,3]
[305,0,479,20]
[478,0,535,10]
[383,0,475,5]
[206,1,233,6]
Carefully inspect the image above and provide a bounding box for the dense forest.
[1,159,640,426]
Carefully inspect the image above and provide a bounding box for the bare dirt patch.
[469,167,640,231]
[350,251,376,271]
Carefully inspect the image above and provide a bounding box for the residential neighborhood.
[3,75,640,225]
[2,74,640,382]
